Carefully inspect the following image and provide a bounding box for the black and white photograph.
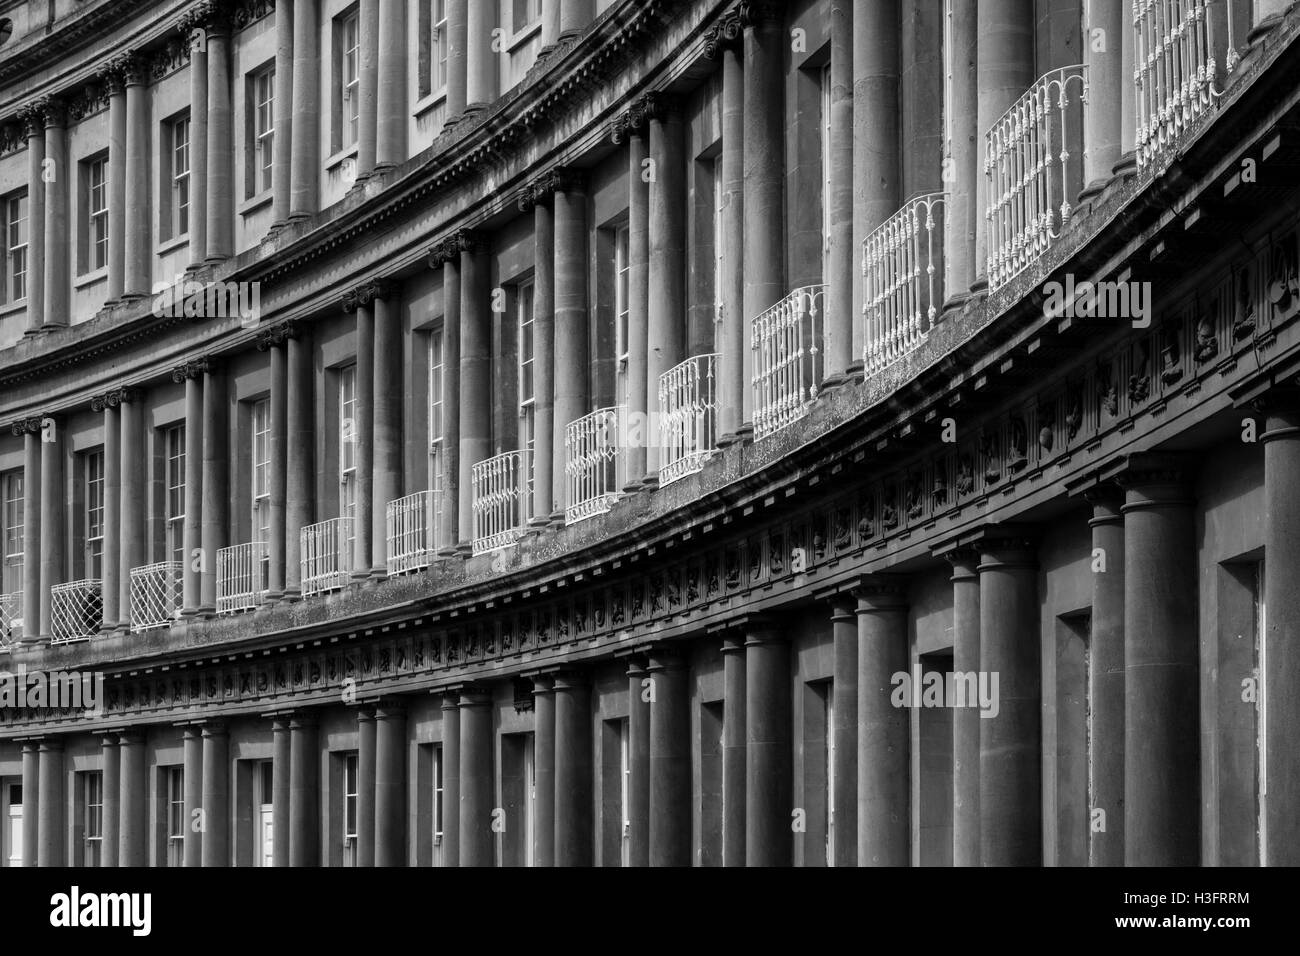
[0,0,1290,937]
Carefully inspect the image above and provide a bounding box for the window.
[86,156,109,272]
[432,743,444,865]
[1,471,22,594]
[943,0,954,160]
[85,451,105,579]
[820,62,833,277]
[340,11,360,148]
[339,366,357,548]
[523,735,536,867]
[825,683,835,866]
[166,766,184,867]
[429,329,445,496]
[517,281,536,494]
[343,752,359,866]
[1254,560,1267,865]
[84,772,103,867]
[713,156,724,320]
[512,0,542,34]
[250,65,275,196]
[166,425,186,567]
[418,0,449,99]
[251,400,270,556]
[619,718,630,867]
[6,783,22,868]
[256,760,274,867]
[164,115,191,239]
[3,191,27,303]
[615,225,630,408]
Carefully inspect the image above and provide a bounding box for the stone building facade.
[0,0,1298,867]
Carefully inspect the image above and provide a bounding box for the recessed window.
[614,224,630,408]
[162,114,191,240]
[246,65,275,198]
[83,772,103,867]
[517,280,536,496]
[512,0,542,34]
[2,191,27,304]
[0,470,22,596]
[165,425,186,566]
[429,329,445,496]
[251,400,270,563]
[84,450,105,579]
[417,0,450,100]
[432,743,444,865]
[343,752,359,866]
[166,766,185,867]
[82,156,109,273]
[339,366,357,548]
[333,8,360,153]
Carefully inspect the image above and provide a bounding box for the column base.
[941,291,972,318]
[263,589,285,604]
[436,546,462,559]
[196,603,217,617]
[1248,14,1284,43]
[22,327,47,337]
[203,255,231,268]
[717,432,744,449]
[818,370,853,392]
[845,360,864,382]
[1078,178,1109,205]
[349,570,373,583]
[278,589,302,603]
[368,569,388,583]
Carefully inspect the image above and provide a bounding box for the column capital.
[38,738,65,753]
[109,52,150,87]
[374,701,408,720]
[288,715,319,731]
[17,104,45,141]
[1101,452,1197,493]
[357,277,392,305]
[738,1,783,28]
[199,721,229,738]
[171,356,212,383]
[637,90,681,124]
[10,417,44,436]
[609,105,647,145]
[97,64,127,96]
[181,726,203,741]
[255,320,298,350]
[1246,384,1300,439]
[644,645,686,672]
[530,673,556,694]
[623,654,649,676]
[455,228,488,257]
[854,576,909,613]
[117,730,145,746]
[184,0,235,37]
[101,385,141,407]
[965,523,1040,566]
[32,95,67,129]
[457,687,493,708]
[703,8,744,58]
[552,668,590,690]
[428,233,466,267]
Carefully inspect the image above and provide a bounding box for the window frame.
[516,280,536,496]
[84,771,103,867]
[3,190,27,304]
[428,328,445,496]
[86,155,109,273]
[163,114,192,240]
[339,366,358,547]
[340,10,360,149]
[1,469,23,594]
[248,64,276,198]
[251,399,271,550]
[343,752,359,866]
[84,450,105,580]
[166,766,185,867]
[165,424,186,567]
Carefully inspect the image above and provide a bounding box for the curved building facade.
[0,0,1299,867]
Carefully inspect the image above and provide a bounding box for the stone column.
[261,334,288,600]
[436,249,461,553]
[745,622,790,866]
[540,0,561,51]
[205,9,234,263]
[38,415,63,640]
[465,0,496,114]
[829,595,858,866]
[458,234,491,549]
[41,101,69,327]
[183,728,203,866]
[1086,488,1125,866]
[118,390,143,628]
[857,579,909,866]
[626,657,651,866]
[1083,0,1123,194]
[20,742,38,866]
[200,364,228,614]
[290,0,320,220]
[118,731,146,866]
[375,0,407,169]
[647,650,689,866]
[527,194,555,525]
[554,671,593,866]
[100,736,119,868]
[18,423,40,640]
[743,7,786,404]
[201,724,229,866]
[356,0,380,179]
[357,708,376,866]
[457,689,493,866]
[944,0,977,308]
[1252,0,1292,36]
[645,94,685,481]
[1118,0,1136,173]
[440,695,461,866]
[618,118,650,486]
[721,635,746,866]
[285,329,313,598]
[375,704,408,866]
[289,716,319,866]
[552,170,589,523]
[97,398,121,630]
[973,0,1035,291]
[946,546,980,866]
[179,366,204,616]
[532,676,556,867]
[348,290,375,579]
[271,0,294,227]
[37,739,63,866]
[122,56,150,297]
[183,20,208,266]
[825,0,855,384]
[1115,457,1198,865]
[372,289,403,575]
[20,109,45,333]
[977,528,1041,866]
[272,718,291,867]
[558,0,592,37]
[446,0,468,120]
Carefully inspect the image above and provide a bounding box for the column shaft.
[200,367,229,614]
[626,660,650,866]
[465,0,496,111]
[446,0,468,119]
[206,25,233,261]
[118,733,146,866]
[745,629,791,866]
[857,585,909,865]
[1088,493,1125,866]
[824,0,855,383]
[554,673,593,866]
[532,202,556,523]
[1083,0,1123,190]
[533,677,556,866]
[352,304,375,577]
[552,183,588,521]
[540,0,560,49]
[124,71,150,296]
[182,375,203,614]
[558,0,593,36]
[648,654,689,866]
[721,637,746,866]
[285,332,314,596]
[718,50,746,437]
[23,123,45,332]
[21,743,38,866]
[290,0,320,219]
[439,260,461,552]
[830,598,858,866]
[118,397,143,625]
[38,420,63,640]
[271,0,294,225]
[101,404,121,629]
[272,719,291,867]
[372,295,403,574]
[187,41,208,266]
[357,710,376,866]
[646,105,685,478]
[375,0,407,167]
[37,741,63,866]
[375,707,408,866]
[101,737,119,867]
[356,0,379,178]
[42,114,68,326]
[289,718,319,865]
[458,244,491,547]
[183,730,203,866]
[21,431,40,640]
[457,691,493,866]
[950,549,980,865]
[624,132,650,486]
[944,0,978,305]
[267,344,288,598]
[440,697,461,866]
[201,726,229,866]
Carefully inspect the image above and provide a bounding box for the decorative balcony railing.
[302,517,355,596]
[1134,0,1226,168]
[659,353,720,487]
[216,541,268,614]
[985,64,1088,291]
[0,591,21,648]
[386,490,442,577]
[863,193,945,377]
[566,405,627,525]
[129,561,183,632]
[752,286,825,441]
[50,579,102,644]
[472,450,533,555]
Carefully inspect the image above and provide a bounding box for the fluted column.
[41,101,69,327]
[457,689,493,866]
[1115,457,1198,865]
[372,289,403,575]
[648,650,689,866]
[357,708,376,866]
[179,367,204,615]
[375,0,407,169]
[745,622,790,866]
[97,397,121,630]
[20,743,38,866]
[465,0,496,113]
[458,234,491,549]
[944,0,977,307]
[825,0,855,384]
[532,676,556,867]
[100,735,119,868]
[356,0,379,179]
[118,731,146,867]
[118,390,143,629]
[285,329,313,598]
[182,21,207,266]
[289,0,320,220]
[200,724,229,866]
[946,546,980,866]
[554,671,593,866]
[1083,0,1123,193]
[205,9,233,262]
[19,109,44,333]
[289,716,319,866]
[261,333,288,600]
[446,0,468,120]
[440,695,461,866]
[619,118,650,486]
[37,739,63,866]
[977,528,1041,866]
[721,635,746,866]
[829,596,857,866]
[552,170,588,523]
[272,718,291,867]
[527,194,555,524]
[199,364,228,614]
[17,423,40,640]
[856,579,909,865]
[38,415,63,640]
[645,94,685,481]
[375,704,408,866]
[625,657,650,866]
[271,0,293,227]
[122,56,150,297]
[183,728,203,866]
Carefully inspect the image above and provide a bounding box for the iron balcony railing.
[985,64,1089,291]
[216,541,268,614]
[129,561,183,632]
[1134,0,1227,167]
[863,192,945,376]
[471,450,533,555]
[565,405,627,525]
[386,490,442,577]
[301,517,354,596]
[0,591,21,648]
[50,579,103,644]
[751,286,825,441]
[658,353,720,487]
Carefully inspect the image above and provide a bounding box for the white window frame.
[1,470,22,594]
[256,759,274,867]
[251,400,271,551]
[4,191,27,303]
[517,281,536,494]
[343,752,359,866]
[615,225,630,408]
[341,11,360,148]
[826,683,835,867]
[429,329,445,496]
[88,157,108,272]
[524,734,536,867]
[432,743,444,864]
[84,771,103,867]
[820,61,833,277]
[433,0,449,93]
[166,766,184,867]
[713,157,724,321]
[339,366,357,548]
[170,115,191,238]
[253,66,275,195]
[165,424,186,567]
[620,718,630,867]
[85,450,105,579]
